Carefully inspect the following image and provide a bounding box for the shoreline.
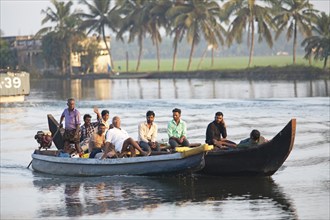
[35,66,329,80]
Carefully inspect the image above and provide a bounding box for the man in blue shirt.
[167,108,190,149]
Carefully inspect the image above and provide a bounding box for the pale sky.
[0,0,329,37]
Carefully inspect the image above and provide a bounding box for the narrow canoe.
[199,119,296,176]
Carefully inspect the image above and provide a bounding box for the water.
[1,78,329,219]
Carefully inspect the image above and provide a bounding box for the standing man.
[205,112,236,149]
[59,98,83,156]
[138,110,160,152]
[167,108,190,149]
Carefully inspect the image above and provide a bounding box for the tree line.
[1,0,329,74]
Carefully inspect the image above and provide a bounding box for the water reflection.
[32,173,297,219]
[30,78,329,100]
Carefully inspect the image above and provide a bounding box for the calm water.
[1,78,329,219]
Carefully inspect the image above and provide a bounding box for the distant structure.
[1,35,111,76]
[2,35,43,71]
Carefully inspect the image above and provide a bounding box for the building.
[1,35,112,75]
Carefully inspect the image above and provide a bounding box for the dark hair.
[215,112,223,117]
[146,110,155,117]
[101,110,109,117]
[172,108,181,114]
[250,129,260,141]
[99,123,106,127]
[83,114,92,120]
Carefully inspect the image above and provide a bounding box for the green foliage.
[41,32,67,68]
[223,0,276,67]
[272,0,319,64]
[0,39,18,69]
[79,0,120,69]
[301,12,330,69]
[37,0,85,75]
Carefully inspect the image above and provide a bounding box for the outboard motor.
[34,131,52,150]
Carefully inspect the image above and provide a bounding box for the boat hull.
[199,119,296,176]
[31,150,205,176]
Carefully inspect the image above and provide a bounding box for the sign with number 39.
[0,73,30,96]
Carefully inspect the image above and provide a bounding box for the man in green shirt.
[167,108,190,149]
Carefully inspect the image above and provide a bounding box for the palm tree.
[116,0,149,71]
[78,0,121,73]
[223,0,275,67]
[36,0,84,75]
[167,0,226,71]
[301,12,330,70]
[147,0,172,71]
[165,0,186,71]
[272,0,318,64]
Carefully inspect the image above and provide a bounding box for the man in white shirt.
[105,116,150,157]
[138,111,160,152]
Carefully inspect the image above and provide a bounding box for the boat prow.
[199,119,296,176]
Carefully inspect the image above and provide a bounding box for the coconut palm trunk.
[172,44,178,71]
[211,48,214,67]
[323,56,328,70]
[197,47,208,69]
[136,35,143,71]
[156,37,160,71]
[248,20,255,67]
[61,58,66,76]
[69,43,73,75]
[102,30,114,72]
[172,30,180,71]
[293,21,298,64]
[187,37,196,71]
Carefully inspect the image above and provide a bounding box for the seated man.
[80,113,100,152]
[138,110,160,152]
[94,107,112,129]
[237,129,268,148]
[89,123,116,159]
[205,112,236,149]
[167,108,190,149]
[105,116,150,157]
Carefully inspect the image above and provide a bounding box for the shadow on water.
[32,173,297,219]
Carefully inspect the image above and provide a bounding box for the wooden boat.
[31,148,205,176]
[199,119,296,176]
[30,114,206,176]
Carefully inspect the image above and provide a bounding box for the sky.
[0,0,329,37]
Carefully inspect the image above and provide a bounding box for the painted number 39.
[0,77,22,89]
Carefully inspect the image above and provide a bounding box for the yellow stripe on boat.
[177,144,211,158]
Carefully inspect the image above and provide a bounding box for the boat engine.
[34,131,52,150]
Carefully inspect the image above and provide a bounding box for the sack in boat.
[58,152,70,158]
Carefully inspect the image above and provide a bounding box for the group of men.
[59,98,267,159]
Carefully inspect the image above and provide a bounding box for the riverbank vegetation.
[1,0,329,76]
[113,56,328,72]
